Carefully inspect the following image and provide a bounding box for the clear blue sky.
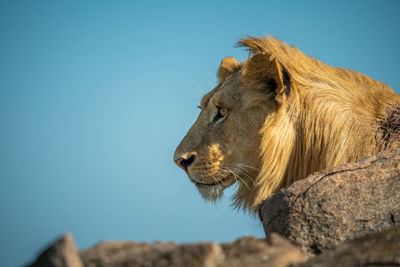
[1,1,399,266]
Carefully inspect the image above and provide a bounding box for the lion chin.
[194,175,235,202]
[196,183,225,202]
[174,35,400,212]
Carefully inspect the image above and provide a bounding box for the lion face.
[174,36,400,211]
[174,57,277,202]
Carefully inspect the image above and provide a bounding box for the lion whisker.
[221,167,251,191]
[230,164,257,187]
[235,163,260,172]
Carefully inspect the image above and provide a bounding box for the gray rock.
[259,147,400,256]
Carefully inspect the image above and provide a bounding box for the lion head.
[174,36,400,211]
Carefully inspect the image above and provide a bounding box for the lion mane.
[175,36,400,211]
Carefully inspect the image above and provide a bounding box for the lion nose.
[175,154,196,171]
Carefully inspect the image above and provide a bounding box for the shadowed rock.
[301,226,400,267]
[27,233,83,267]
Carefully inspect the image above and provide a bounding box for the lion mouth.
[194,177,229,187]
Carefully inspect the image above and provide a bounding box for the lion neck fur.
[234,37,399,211]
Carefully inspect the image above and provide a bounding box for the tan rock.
[79,235,306,267]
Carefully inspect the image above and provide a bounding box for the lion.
[174,36,400,211]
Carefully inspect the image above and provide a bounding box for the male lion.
[174,36,400,211]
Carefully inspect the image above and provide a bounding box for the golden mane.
[236,37,400,210]
[238,37,392,97]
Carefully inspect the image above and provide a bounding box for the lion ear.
[217,57,241,81]
[243,53,290,97]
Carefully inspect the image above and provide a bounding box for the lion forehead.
[202,74,246,110]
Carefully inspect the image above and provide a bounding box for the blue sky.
[1,1,399,266]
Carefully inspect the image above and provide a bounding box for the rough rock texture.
[28,227,400,267]
[28,233,83,267]
[259,147,400,256]
[79,234,306,267]
[28,234,306,267]
[31,234,307,267]
[301,226,400,267]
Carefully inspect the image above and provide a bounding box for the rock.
[259,147,400,256]
[79,235,306,267]
[215,234,307,267]
[28,228,400,267]
[301,226,400,267]
[27,233,83,267]
[28,233,306,267]
[79,240,179,267]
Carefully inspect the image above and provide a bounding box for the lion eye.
[213,106,228,122]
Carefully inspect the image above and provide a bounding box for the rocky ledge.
[28,233,307,267]
[259,146,400,256]
[28,147,400,266]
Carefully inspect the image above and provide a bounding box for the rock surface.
[259,147,400,256]
[301,226,400,267]
[28,227,400,267]
[28,234,306,267]
[80,234,306,267]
